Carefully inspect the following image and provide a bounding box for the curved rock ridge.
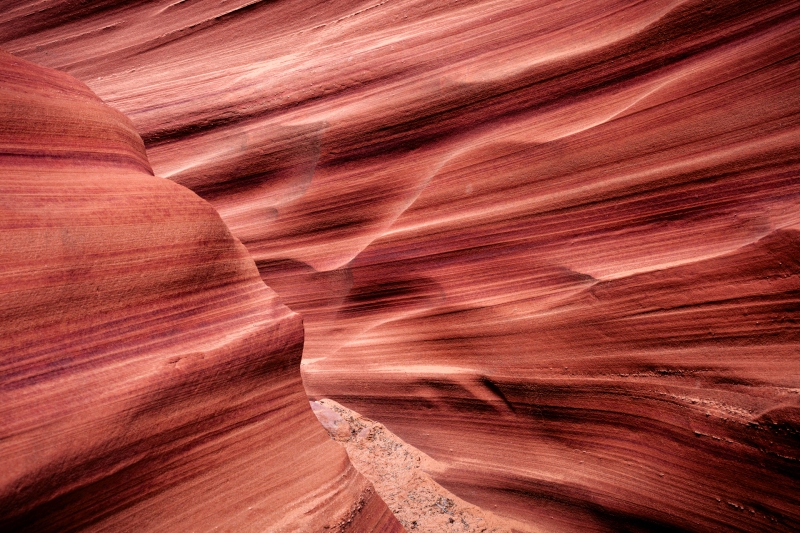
[0,52,403,532]
[3,1,800,531]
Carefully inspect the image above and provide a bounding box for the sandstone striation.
[0,52,402,532]
[2,1,800,531]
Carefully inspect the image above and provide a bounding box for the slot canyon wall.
[2,0,800,532]
[0,51,401,531]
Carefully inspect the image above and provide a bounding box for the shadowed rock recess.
[1,1,799,532]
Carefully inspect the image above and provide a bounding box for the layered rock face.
[3,0,800,531]
[0,52,402,532]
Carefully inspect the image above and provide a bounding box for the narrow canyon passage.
[1,0,800,531]
[310,399,528,533]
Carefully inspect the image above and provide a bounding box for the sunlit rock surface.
[3,0,800,531]
[0,52,402,533]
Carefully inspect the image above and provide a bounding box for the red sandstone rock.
[0,51,402,533]
[3,1,800,531]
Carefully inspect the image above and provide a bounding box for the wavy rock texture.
[3,0,800,531]
[0,52,402,532]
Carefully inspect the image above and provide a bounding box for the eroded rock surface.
[3,1,800,531]
[0,52,402,533]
